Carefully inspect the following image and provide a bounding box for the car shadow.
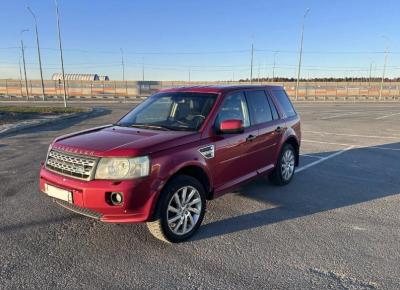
[0,107,111,139]
[193,142,400,241]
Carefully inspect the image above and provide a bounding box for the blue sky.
[0,0,399,81]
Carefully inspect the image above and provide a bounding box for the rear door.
[269,87,301,144]
[244,90,283,172]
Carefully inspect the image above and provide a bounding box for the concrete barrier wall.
[1,79,400,102]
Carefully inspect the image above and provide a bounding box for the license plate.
[45,184,73,203]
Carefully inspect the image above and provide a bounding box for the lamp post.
[55,0,68,107]
[27,6,45,101]
[120,48,125,81]
[368,61,375,88]
[272,51,277,82]
[142,57,145,82]
[379,36,389,101]
[20,29,29,99]
[18,57,23,96]
[250,43,254,84]
[295,8,310,101]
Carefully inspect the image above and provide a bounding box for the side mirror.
[219,119,244,134]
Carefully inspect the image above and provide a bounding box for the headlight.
[95,156,150,180]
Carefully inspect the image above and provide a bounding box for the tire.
[146,175,206,243]
[269,143,296,186]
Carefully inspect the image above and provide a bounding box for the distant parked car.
[39,85,301,242]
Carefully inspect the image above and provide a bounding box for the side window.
[267,95,279,120]
[272,89,296,117]
[245,90,273,125]
[216,91,250,128]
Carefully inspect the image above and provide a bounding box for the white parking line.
[364,146,400,151]
[303,139,400,152]
[321,112,360,120]
[297,146,355,173]
[302,139,354,146]
[304,130,400,140]
[385,128,400,132]
[375,112,400,120]
[300,154,324,159]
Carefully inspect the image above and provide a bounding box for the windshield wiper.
[130,124,172,131]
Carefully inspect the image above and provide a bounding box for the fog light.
[110,192,123,205]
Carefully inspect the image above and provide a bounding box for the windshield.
[117,92,218,131]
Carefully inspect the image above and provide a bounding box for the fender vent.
[199,145,215,159]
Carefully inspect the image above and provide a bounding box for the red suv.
[39,85,301,242]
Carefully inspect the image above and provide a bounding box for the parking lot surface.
[1,102,399,289]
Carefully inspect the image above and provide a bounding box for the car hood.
[52,125,199,157]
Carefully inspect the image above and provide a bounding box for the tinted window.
[245,90,273,125]
[267,95,279,120]
[118,92,217,131]
[135,96,173,123]
[216,91,250,128]
[272,90,296,117]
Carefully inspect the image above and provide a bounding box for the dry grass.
[0,106,87,114]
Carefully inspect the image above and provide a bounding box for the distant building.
[98,75,110,81]
[52,73,100,81]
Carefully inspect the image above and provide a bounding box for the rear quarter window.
[271,89,296,118]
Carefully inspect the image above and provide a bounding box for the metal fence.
[1,79,400,102]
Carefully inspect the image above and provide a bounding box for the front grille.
[46,149,98,181]
[56,200,103,220]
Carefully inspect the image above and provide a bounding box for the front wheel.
[269,143,296,186]
[146,175,206,243]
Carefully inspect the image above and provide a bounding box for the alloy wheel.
[281,149,295,181]
[167,186,202,235]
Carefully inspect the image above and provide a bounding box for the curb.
[0,107,106,137]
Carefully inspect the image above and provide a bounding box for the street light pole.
[20,29,29,99]
[272,51,277,82]
[18,57,24,96]
[27,6,45,101]
[120,48,125,81]
[295,8,310,101]
[379,46,389,101]
[250,43,254,84]
[369,61,374,88]
[142,57,145,82]
[55,0,67,107]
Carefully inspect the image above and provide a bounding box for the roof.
[52,73,100,81]
[159,85,283,94]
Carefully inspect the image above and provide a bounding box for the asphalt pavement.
[0,102,399,289]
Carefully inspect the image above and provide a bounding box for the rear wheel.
[146,175,206,243]
[269,143,296,185]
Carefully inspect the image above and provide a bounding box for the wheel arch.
[283,136,300,166]
[149,163,213,221]
[172,165,213,199]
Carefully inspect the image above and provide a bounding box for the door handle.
[274,126,283,133]
[246,134,257,142]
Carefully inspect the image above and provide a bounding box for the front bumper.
[39,166,160,223]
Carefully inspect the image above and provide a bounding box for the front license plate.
[45,184,73,203]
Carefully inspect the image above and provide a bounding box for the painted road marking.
[300,154,324,159]
[363,146,400,151]
[297,146,355,173]
[321,112,361,120]
[304,130,400,140]
[303,139,400,152]
[375,112,400,120]
[302,139,354,147]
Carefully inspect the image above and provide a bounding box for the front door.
[211,91,259,193]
